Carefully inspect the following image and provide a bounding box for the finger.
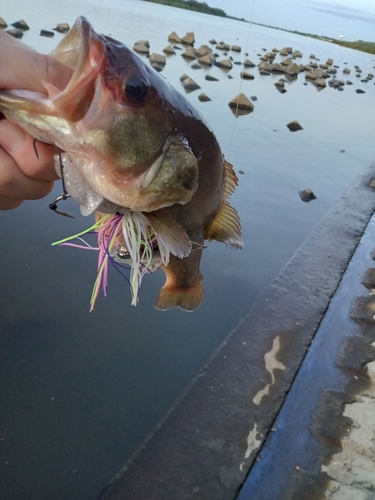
[0,195,23,210]
[0,146,54,201]
[0,120,58,181]
[0,33,72,92]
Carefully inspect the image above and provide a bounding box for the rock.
[134,39,150,48]
[346,80,353,85]
[305,68,325,80]
[329,79,345,88]
[227,75,233,79]
[168,31,182,43]
[11,20,29,30]
[53,22,70,33]
[277,87,287,94]
[287,120,303,132]
[243,59,256,68]
[285,62,301,75]
[231,45,241,52]
[215,59,233,70]
[205,75,219,81]
[275,80,285,88]
[196,45,212,57]
[326,58,333,66]
[271,63,285,73]
[319,64,328,69]
[259,70,270,76]
[199,53,215,66]
[173,45,182,50]
[228,93,254,114]
[280,57,293,67]
[0,17,8,29]
[181,47,197,60]
[198,93,211,102]
[133,43,149,55]
[310,54,316,59]
[356,89,365,94]
[279,47,290,56]
[294,50,303,57]
[180,74,189,82]
[6,29,23,38]
[209,39,217,44]
[182,32,195,45]
[149,53,166,66]
[314,78,326,88]
[191,63,201,69]
[150,63,163,72]
[181,77,200,90]
[262,52,275,61]
[163,45,176,55]
[216,43,230,51]
[222,43,231,50]
[258,61,274,72]
[299,189,316,202]
[40,29,54,38]
[250,96,257,101]
[240,71,255,80]
[272,48,279,52]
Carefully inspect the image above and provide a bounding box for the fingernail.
[0,120,27,154]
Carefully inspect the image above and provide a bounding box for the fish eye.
[124,77,148,104]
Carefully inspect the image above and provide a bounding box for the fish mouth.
[48,17,106,122]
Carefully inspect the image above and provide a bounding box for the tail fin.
[155,281,203,312]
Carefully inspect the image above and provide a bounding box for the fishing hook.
[33,139,75,218]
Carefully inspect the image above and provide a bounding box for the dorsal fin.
[204,200,244,249]
[223,159,238,200]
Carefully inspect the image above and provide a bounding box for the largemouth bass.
[0,17,243,311]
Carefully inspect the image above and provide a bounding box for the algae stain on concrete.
[252,335,286,405]
[239,423,262,472]
[322,342,375,499]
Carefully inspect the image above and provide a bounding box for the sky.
[206,0,375,41]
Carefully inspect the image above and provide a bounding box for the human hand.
[0,30,72,209]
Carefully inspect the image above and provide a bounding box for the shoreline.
[141,0,375,55]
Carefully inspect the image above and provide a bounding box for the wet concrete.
[99,165,375,500]
[237,182,375,500]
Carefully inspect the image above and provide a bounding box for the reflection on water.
[1,1,375,499]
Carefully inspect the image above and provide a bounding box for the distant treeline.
[140,0,227,18]
[331,40,375,55]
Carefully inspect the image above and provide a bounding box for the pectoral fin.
[204,201,243,249]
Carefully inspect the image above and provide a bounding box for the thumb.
[0,31,72,93]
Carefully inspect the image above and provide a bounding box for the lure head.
[0,17,199,213]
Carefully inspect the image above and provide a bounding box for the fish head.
[0,17,199,212]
